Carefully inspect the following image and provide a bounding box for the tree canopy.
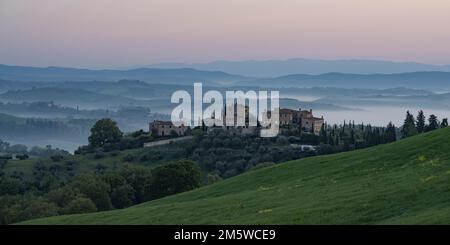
[88,119,123,147]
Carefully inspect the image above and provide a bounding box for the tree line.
[0,160,201,224]
[401,110,448,138]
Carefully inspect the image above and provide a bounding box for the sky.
[1,0,450,68]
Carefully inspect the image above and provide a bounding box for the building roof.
[151,120,174,126]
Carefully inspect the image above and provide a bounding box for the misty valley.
[1,65,450,152]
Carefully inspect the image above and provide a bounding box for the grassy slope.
[21,128,450,224]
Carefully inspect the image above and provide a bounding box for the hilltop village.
[150,108,325,137]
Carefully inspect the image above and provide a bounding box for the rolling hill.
[0,87,151,109]
[245,72,450,90]
[20,127,450,224]
[147,58,450,77]
[0,64,246,84]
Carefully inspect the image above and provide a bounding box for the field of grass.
[19,127,450,224]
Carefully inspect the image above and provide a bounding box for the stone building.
[279,108,324,134]
[149,120,188,137]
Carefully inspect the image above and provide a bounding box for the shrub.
[19,198,59,222]
[119,165,152,203]
[0,177,26,195]
[69,174,112,211]
[0,154,12,160]
[93,151,106,159]
[109,151,120,157]
[16,154,29,160]
[0,159,7,169]
[150,160,202,199]
[95,163,107,174]
[50,155,64,162]
[250,162,275,171]
[131,130,145,137]
[64,197,97,214]
[122,154,136,162]
[206,173,222,185]
[46,186,79,207]
[110,184,135,209]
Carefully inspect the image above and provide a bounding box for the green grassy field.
[20,127,450,224]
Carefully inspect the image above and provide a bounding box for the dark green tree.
[88,119,123,148]
[350,129,356,145]
[384,122,397,143]
[320,124,327,144]
[69,174,112,211]
[65,197,97,214]
[328,133,334,146]
[441,118,448,128]
[119,165,152,203]
[426,114,439,131]
[401,111,418,138]
[150,160,202,199]
[416,110,426,133]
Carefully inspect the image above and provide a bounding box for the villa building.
[149,120,188,137]
[279,108,324,134]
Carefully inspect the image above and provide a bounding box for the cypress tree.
[426,114,439,131]
[384,122,397,143]
[416,110,426,133]
[441,118,448,128]
[401,111,418,138]
[320,124,327,144]
[350,129,356,145]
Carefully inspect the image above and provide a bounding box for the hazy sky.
[1,0,450,68]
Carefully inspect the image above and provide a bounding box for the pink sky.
[1,0,450,68]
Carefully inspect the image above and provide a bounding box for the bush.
[119,165,152,203]
[16,154,29,160]
[109,151,120,157]
[19,198,59,222]
[0,159,7,169]
[95,163,107,173]
[122,154,136,162]
[0,154,12,160]
[74,145,95,155]
[93,151,106,159]
[46,186,79,207]
[206,173,222,185]
[110,184,135,209]
[69,174,112,211]
[150,160,202,199]
[316,144,335,155]
[50,155,64,162]
[131,130,145,137]
[65,197,97,214]
[250,162,275,171]
[0,177,26,195]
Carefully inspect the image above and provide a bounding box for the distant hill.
[245,72,450,90]
[21,127,450,224]
[147,58,450,77]
[0,64,246,84]
[0,87,150,109]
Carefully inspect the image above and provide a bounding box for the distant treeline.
[0,115,94,138]
[0,140,69,158]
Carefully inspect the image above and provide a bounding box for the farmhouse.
[149,120,188,137]
[279,108,324,134]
